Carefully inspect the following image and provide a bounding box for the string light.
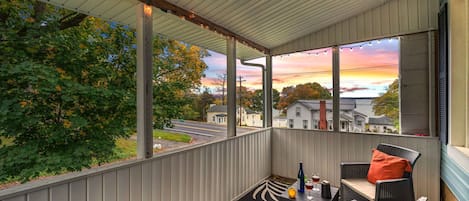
[275,37,399,59]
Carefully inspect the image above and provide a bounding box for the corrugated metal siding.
[38,0,264,60]
[271,0,439,56]
[271,128,440,201]
[0,129,272,201]
[168,0,388,49]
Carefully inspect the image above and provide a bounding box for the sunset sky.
[201,38,399,98]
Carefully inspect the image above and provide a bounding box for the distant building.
[272,109,287,128]
[206,105,262,127]
[286,99,367,132]
[368,116,396,133]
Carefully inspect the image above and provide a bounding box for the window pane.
[339,38,400,134]
[273,48,333,130]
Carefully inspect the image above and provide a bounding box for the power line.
[238,76,246,126]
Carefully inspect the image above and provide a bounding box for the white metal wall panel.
[27,190,48,201]
[69,180,86,201]
[271,0,439,56]
[87,175,102,201]
[117,169,130,201]
[50,184,68,201]
[3,196,24,201]
[271,128,440,201]
[0,129,271,201]
[103,172,117,201]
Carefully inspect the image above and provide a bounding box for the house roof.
[340,113,354,121]
[368,116,394,126]
[291,99,356,111]
[353,111,367,118]
[39,0,431,60]
[207,105,229,113]
[245,108,259,114]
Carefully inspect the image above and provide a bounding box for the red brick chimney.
[319,100,327,130]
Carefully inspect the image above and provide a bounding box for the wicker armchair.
[340,143,421,201]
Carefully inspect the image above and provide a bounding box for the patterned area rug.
[237,176,295,201]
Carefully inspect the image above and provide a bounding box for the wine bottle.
[297,162,305,193]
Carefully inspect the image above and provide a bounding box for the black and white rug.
[237,176,295,201]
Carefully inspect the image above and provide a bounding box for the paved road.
[165,120,260,141]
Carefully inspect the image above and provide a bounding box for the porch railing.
[271,128,440,201]
[0,128,272,201]
[0,128,440,201]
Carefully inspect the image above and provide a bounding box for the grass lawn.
[153,129,192,143]
[0,136,14,146]
[113,138,137,159]
[113,130,191,159]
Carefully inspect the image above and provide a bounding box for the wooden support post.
[227,37,237,137]
[136,3,153,159]
[332,46,340,132]
[265,55,273,128]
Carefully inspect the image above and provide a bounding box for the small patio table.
[279,181,339,201]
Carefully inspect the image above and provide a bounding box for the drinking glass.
[305,180,314,200]
[312,173,320,191]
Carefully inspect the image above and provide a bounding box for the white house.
[368,116,396,133]
[286,99,367,132]
[206,105,262,127]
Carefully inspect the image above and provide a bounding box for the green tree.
[249,88,280,112]
[277,82,331,112]
[183,88,214,121]
[0,0,207,182]
[372,79,399,126]
[152,39,208,128]
[0,3,136,181]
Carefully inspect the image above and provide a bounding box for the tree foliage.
[0,0,207,182]
[277,82,331,112]
[249,89,280,112]
[372,79,399,125]
[152,39,208,128]
[183,88,214,121]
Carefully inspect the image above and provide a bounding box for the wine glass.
[305,180,314,200]
[312,173,320,191]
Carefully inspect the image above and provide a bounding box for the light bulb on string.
[349,47,353,52]
[323,51,328,55]
[359,45,363,49]
[377,40,381,44]
[340,48,344,52]
[388,38,393,43]
[368,42,373,46]
[315,53,319,56]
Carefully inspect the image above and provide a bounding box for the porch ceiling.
[41,0,389,59]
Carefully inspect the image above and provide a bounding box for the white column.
[136,3,153,159]
[227,37,237,137]
[265,55,273,127]
[332,46,340,132]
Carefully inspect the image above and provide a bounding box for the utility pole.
[238,76,246,126]
[217,74,226,105]
[222,74,226,105]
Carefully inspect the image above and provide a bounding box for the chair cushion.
[367,149,412,184]
[341,178,376,201]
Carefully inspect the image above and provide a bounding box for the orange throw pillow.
[367,149,412,184]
